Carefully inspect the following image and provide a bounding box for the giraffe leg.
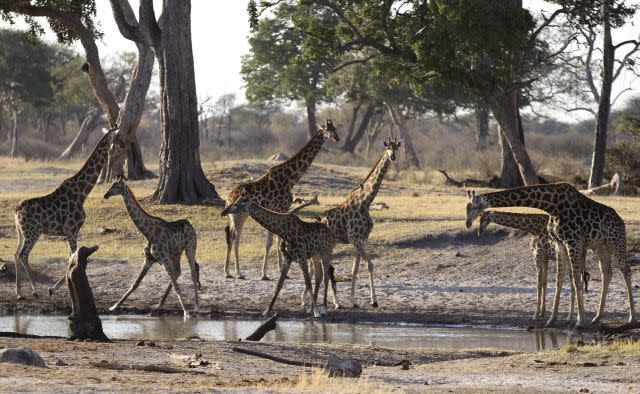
[566,243,587,328]
[13,224,26,300]
[540,256,548,319]
[299,259,319,318]
[109,258,153,312]
[533,250,545,320]
[185,236,200,314]
[49,234,79,297]
[14,227,40,300]
[592,248,612,324]
[620,264,636,323]
[350,255,360,308]
[224,219,234,278]
[546,244,566,327]
[263,258,292,317]
[157,281,173,309]
[353,240,378,307]
[161,261,190,318]
[320,254,333,315]
[261,231,273,280]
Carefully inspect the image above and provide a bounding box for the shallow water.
[0,314,567,352]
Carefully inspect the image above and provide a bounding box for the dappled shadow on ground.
[394,228,515,249]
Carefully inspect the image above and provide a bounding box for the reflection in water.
[0,315,567,352]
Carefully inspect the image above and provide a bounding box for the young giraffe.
[317,138,401,308]
[466,183,636,327]
[477,210,590,321]
[13,129,116,300]
[221,195,335,318]
[103,178,200,317]
[224,120,339,280]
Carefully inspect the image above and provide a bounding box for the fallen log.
[437,170,500,188]
[91,360,205,374]
[582,173,622,196]
[66,245,110,342]
[232,347,362,377]
[598,321,640,334]
[244,313,279,341]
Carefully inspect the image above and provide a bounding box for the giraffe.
[220,195,335,317]
[465,183,636,327]
[224,120,339,280]
[103,178,200,317]
[477,210,590,321]
[13,129,117,300]
[317,137,401,308]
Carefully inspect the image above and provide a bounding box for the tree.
[0,29,56,157]
[110,0,221,203]
[551,0,639,188]
[0,0,156,180]
[250,0,564,185]
[242,3,337,138]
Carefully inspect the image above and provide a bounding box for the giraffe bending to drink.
[317,138,401,308]
[104,178,200,317]
[14,129,117,300]
[477,210,590,321]
[221,196,335,317]
[466,183,636,327]
[224,120,339,280]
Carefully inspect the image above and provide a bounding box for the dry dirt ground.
[1,158,640,391]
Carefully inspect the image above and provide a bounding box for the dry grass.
[556,339,640,359]
[256,369,404,393]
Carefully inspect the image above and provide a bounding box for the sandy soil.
[1,160,640,391]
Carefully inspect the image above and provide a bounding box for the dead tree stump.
[66,245,110,342]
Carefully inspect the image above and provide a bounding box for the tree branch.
[108,0,143,43]
[331,54,376,72]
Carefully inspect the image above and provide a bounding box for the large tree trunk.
[152,0,220,203]
[475,103,489,151]
[385,103,421,169]
[305,98,317,139]
[485,90,538,185]
[498,126,522,187]
[588,1,613,189]
[9,106,18,158]
[59,111,105,159]
[101,43,155,181]
[342,104,375,153]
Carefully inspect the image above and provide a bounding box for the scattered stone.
[635,285,639,289]
[324,355,362,378]
[83,339,93,343]
[187,353,211,368]
[269,152,289,162]
[579,388,590,393]
[136,340,145,346]
[581,362,597,367]
[410,191,419,197]
[454,251,462,257]
[615,362,626,366]
[146,341,156,347]
[0,348,47,368]
[54,359,67,366]
[97,227,117,235]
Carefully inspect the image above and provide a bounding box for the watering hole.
[0,314,568,352]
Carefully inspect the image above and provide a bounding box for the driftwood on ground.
[91,361,205,374]
[582,173,622,196]
[438,170,500,188]
[244,313,279,341]
[66,245,110,342]
[232,347,362,377]
[289,195,319,213]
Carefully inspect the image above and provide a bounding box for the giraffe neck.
[481,183,577,216]
[63,131,113,203]
[245,203,299,241]
[120,184,160,239]
[487,212,549,235]
[270,129,326,187]
[346,152,391,208]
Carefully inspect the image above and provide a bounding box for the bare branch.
[611,87,633,107]
[331,54,376,72]
[108,0,143,43]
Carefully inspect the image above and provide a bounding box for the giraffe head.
[321,119,340,142]
[103,176,128,199]
[383,137,401,161]
[465,190,489,229]
[220,195,252,216]
[477,210,493,235]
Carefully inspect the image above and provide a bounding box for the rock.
[146,341,156,347]
[324,355,362,378]
[54,359,67,366]
[269,152,289,162]
[0,348,47,368]
[97,227,117,235]
[136,340,145,346]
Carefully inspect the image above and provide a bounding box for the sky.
[1,1,640,121]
